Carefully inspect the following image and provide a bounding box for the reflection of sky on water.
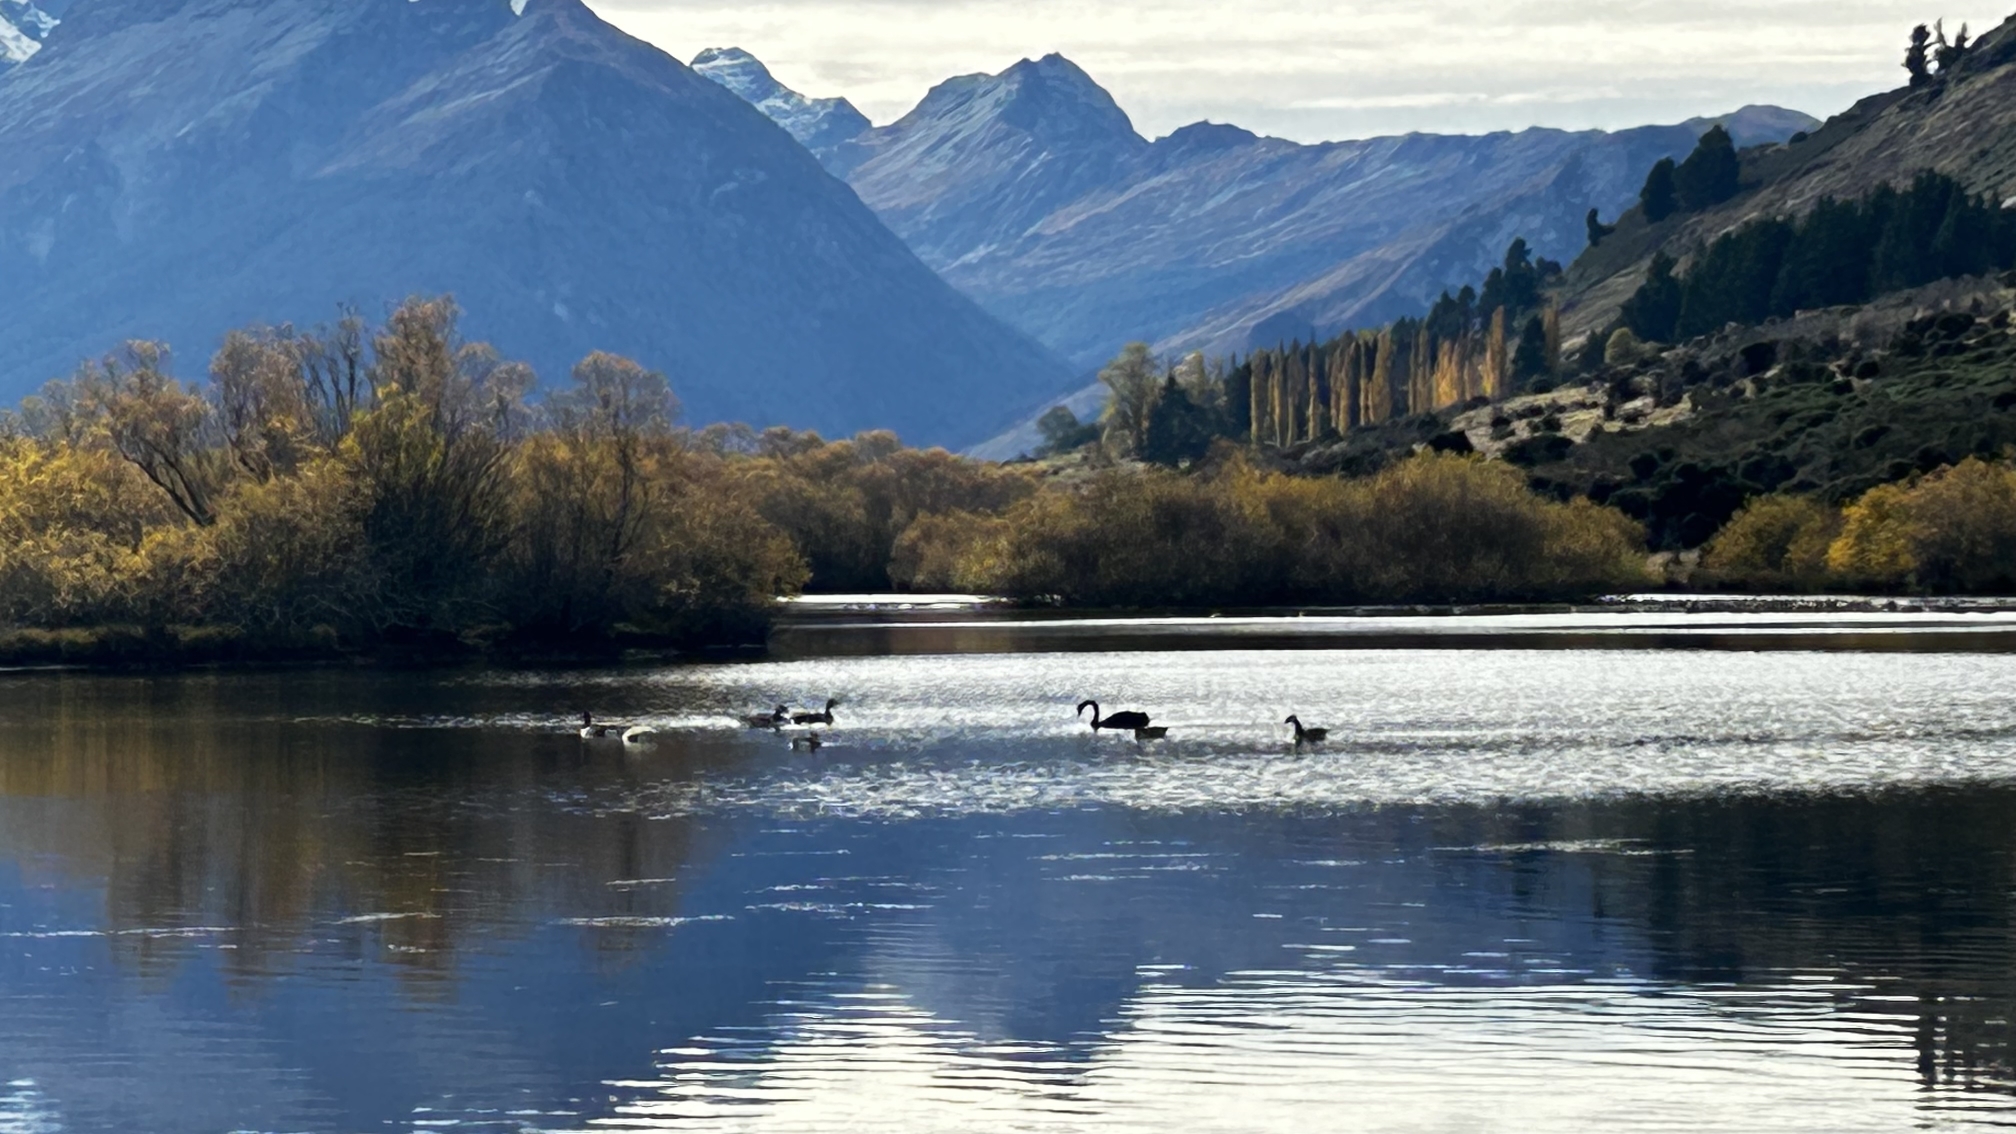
[2,625,2016,1131]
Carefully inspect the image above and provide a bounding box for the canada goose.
[1285,715,1329,746]
[793,698,839,726]
[579,711,617,739]
[744,704,790,729]
[1134,726,1169,741]
[792,732,824,752]
[1077,700,1151,732]
[621,724,658,745]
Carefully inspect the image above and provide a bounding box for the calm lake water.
[7,606,2016,1132]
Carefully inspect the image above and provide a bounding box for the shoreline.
[9,593,2016,675]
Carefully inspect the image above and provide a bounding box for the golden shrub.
[1827,458,2016,592]
[1701,494,1843,589]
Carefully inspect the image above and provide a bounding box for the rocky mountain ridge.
[0,0,58,70]
[691,46,869,158]
[702,46,1816,381]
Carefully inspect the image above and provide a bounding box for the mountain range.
[697,48,1816,379]
[0,0,1072,448]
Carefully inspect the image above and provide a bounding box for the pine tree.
[1142,374,1214,465]
[1587,208,1617,248]
[1769,196,1871,313]
[1512,313,1550,385]
[1674,125,1740,212]
[1906,24,1932,86]
[1621,252,1683,342]
[1641,158,1679,223]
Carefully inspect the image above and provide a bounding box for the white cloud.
[586,1,2007,141]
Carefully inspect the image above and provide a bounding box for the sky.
[585,1,2005,142]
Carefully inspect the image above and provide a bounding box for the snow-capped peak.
[691,46,870,158]
[0,0,57,69]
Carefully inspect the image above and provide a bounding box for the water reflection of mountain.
[2,668,2015,1129]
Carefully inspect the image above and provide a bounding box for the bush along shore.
[10,286,2016,670]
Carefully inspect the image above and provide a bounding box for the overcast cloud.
[585,1,2003,141]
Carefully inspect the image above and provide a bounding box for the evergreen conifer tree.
[1142,374,1214,465]
[1674,125,1740,212]
[1906,24,1933,85]
[1640,159,1679,223]
[1586,208,1617,248]
[1621,252,1683,342]
[1512,313,1551,385]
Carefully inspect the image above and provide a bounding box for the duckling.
[744,704,790,729]
[578,711,617,739]
[793,698,839,726]
[1285,715,1328,747]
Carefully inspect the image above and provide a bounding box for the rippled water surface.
[7,610,2016,1132]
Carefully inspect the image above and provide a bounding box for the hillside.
[1557,14,2016,341]
[703,48,1814,377]
[0,0,1073,448]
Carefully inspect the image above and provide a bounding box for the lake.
[6,604,2016,1132]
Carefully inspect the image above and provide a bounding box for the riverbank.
[0,623,769,672]
[14,593,2016,672]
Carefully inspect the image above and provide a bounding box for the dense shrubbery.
[892,453,1650,606]
[0,298,1032,659]
[1700,458,2016,593]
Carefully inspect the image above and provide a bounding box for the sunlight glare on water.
[575,648,2016,818]
[6,618,2016,1132]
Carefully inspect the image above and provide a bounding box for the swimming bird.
[1285,715,1329,746]
[579,711,618,739]
[622,724,658,745]
[793,698,839,726]
[1134,726,1169,741]
[744,704,790,729]
[792,732,824,752]
[1078,700,1151,732]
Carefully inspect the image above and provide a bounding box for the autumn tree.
[342,297,522,633]
[1098,342,1161,458]
[87,342,229,527]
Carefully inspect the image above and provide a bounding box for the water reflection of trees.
[1502,790,2016,1097]
[0,673,731,983]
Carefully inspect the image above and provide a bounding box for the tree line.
[1041,239,1569,462]
[1621,171,2016,344]
[0,298,1033,662]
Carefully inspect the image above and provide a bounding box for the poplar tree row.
[1244,241,1563,448]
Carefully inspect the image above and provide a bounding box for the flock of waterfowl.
[579,698,1333,750]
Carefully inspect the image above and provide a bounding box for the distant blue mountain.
[0,0,1074,447]
[706,51,1817,383]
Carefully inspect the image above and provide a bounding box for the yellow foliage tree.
[1702,495,1842,589]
